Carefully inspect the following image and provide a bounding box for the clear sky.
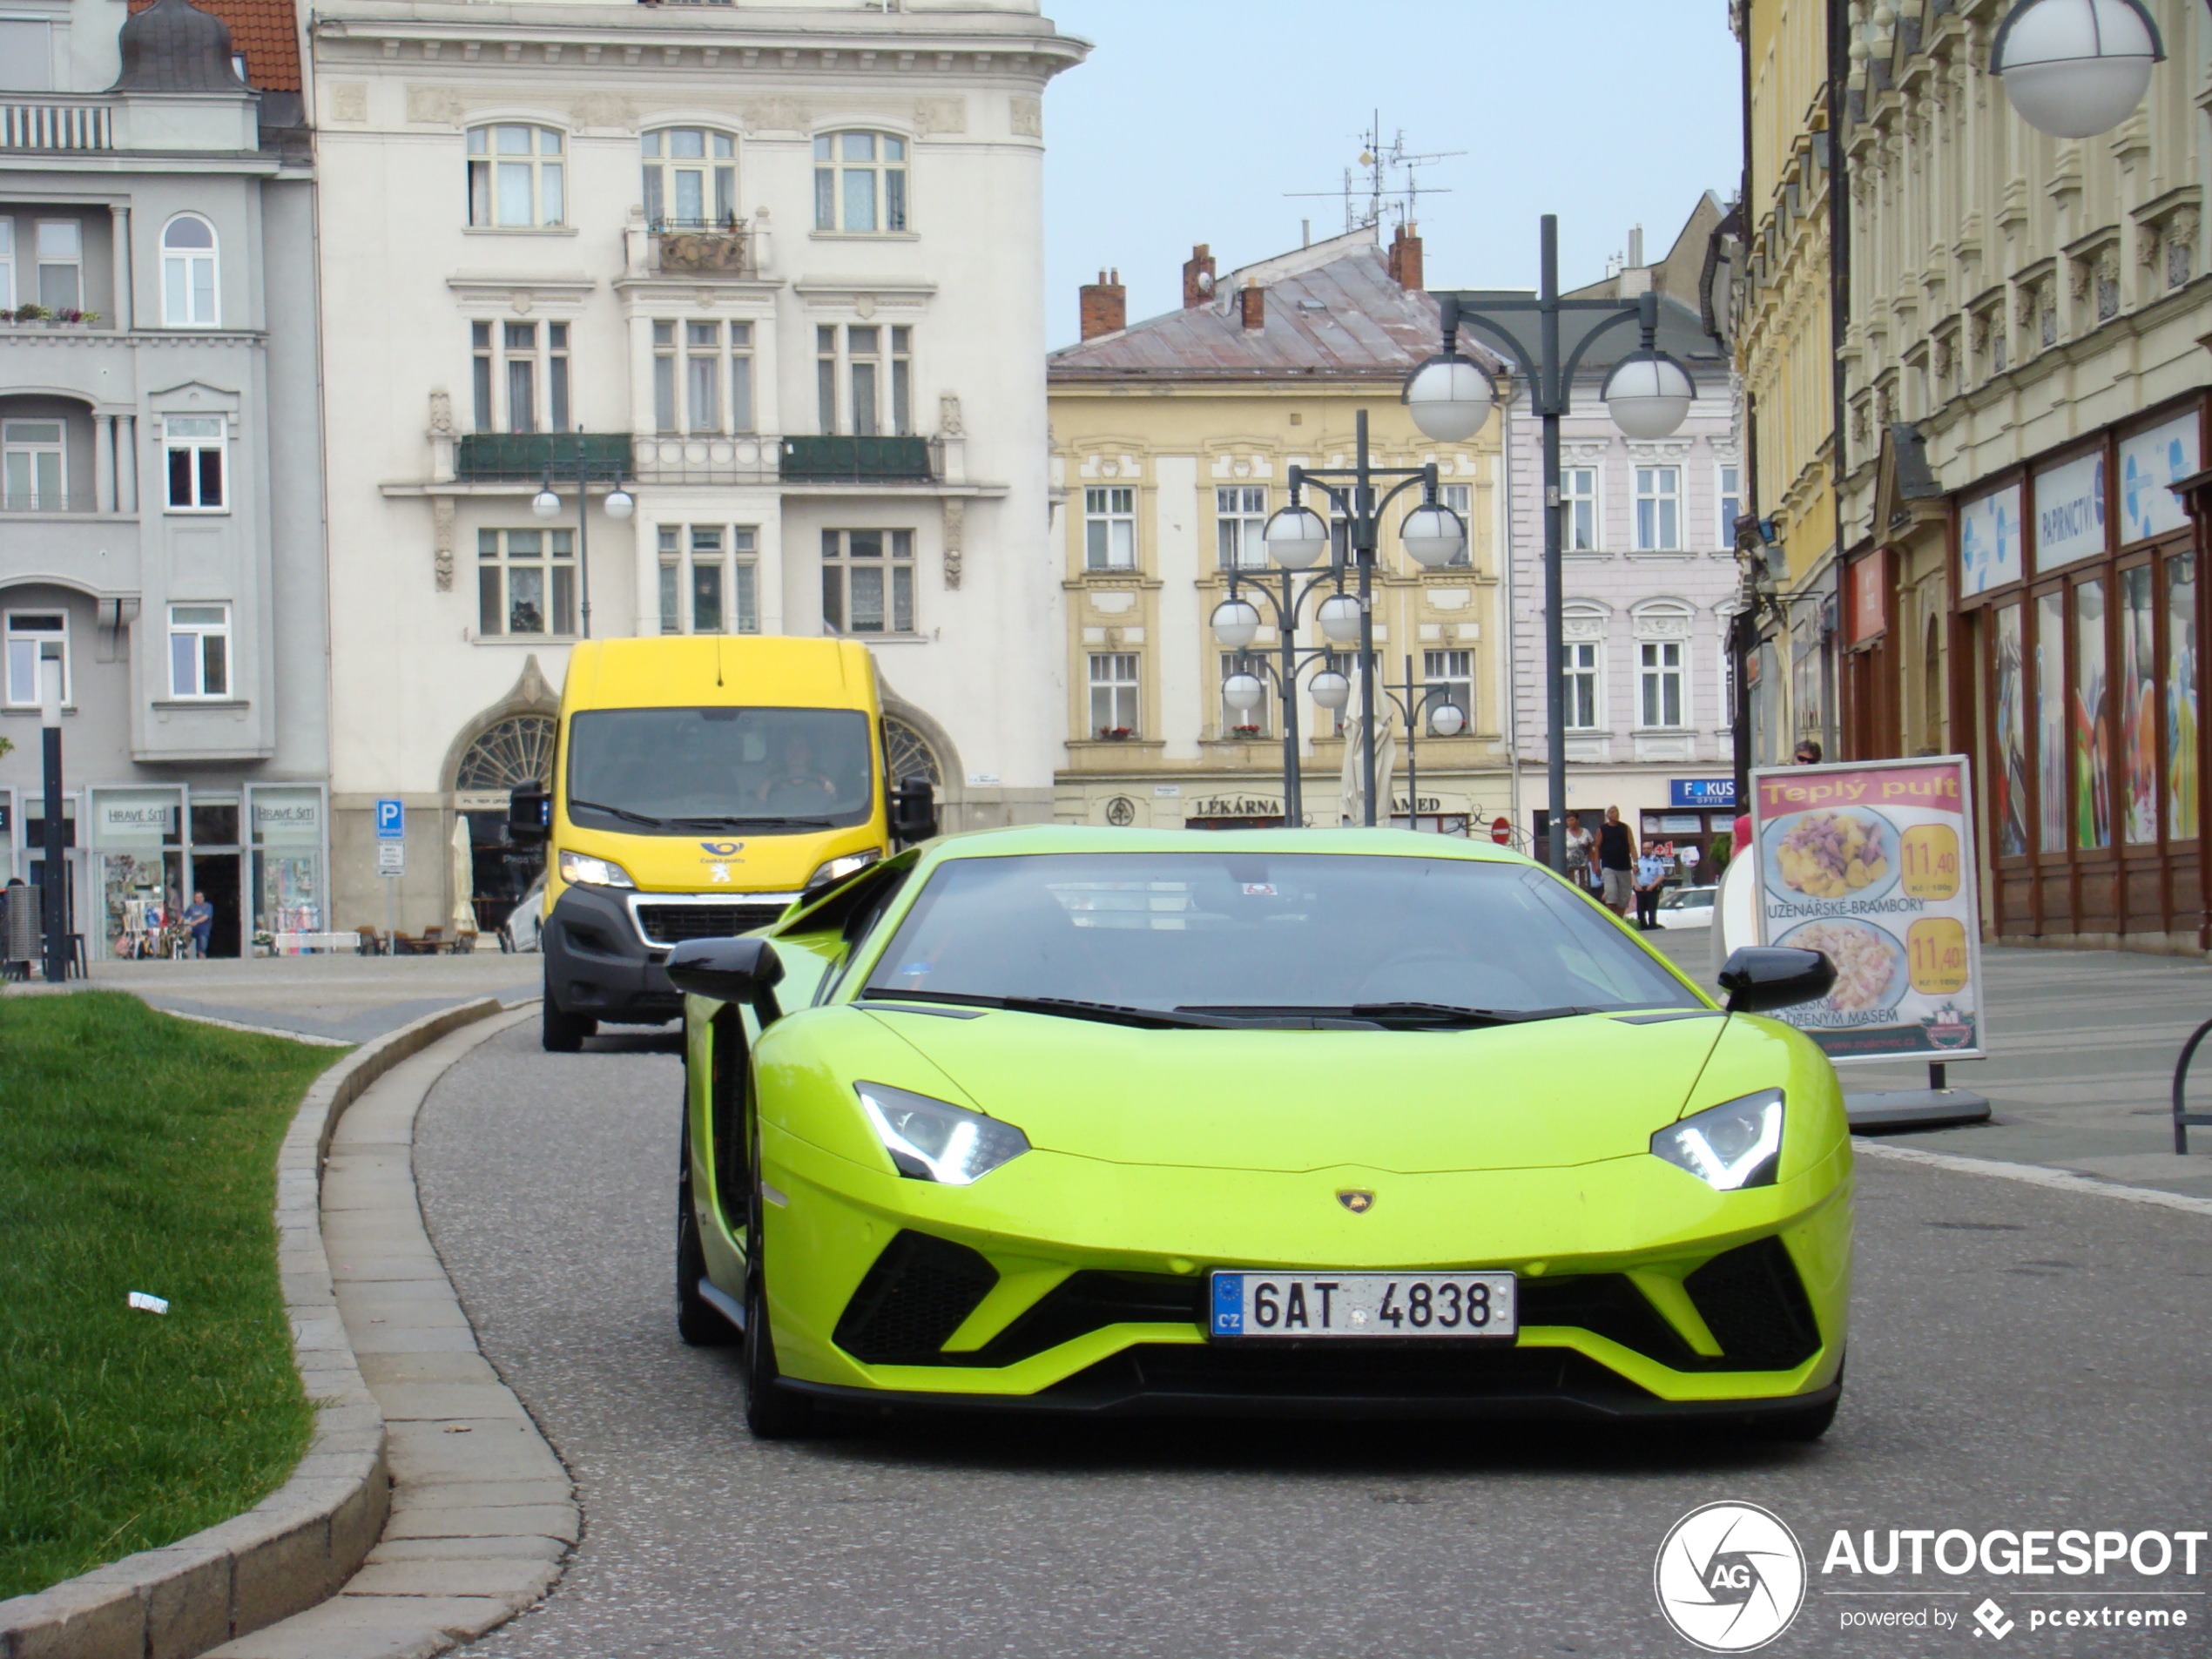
[1039,0,1743,348]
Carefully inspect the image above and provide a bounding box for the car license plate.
[1208,1271,1516,1339]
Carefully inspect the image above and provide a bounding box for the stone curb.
[0,996,509,1659]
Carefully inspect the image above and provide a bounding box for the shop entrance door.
[192,853,241,958]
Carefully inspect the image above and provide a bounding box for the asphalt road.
[417,1022,2212,1658]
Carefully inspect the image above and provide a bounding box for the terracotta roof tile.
[130,0,298,91]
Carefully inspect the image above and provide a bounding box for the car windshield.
[861,851,1702,1017]
[567,707,873,835]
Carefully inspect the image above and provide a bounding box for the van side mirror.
[665,935,785,1023]
[1717,947,1836,1015]
[889,775,938,845]
[508,785,550,847]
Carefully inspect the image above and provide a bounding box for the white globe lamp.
[1402,352,1497,443]
[1317,594,1364,645]
[1992,0,2161,139]
[1602,350,1696,440]
[1262,504,1331,570]
[1210,599,1260,651]
[1400,503,1467,570]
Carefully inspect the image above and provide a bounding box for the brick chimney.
[1387,222,1424,291]
[1079,268,1125,341]
[1238,282,1264,330]
[1182,243,1216,308]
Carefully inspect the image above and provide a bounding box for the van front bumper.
[543,886,795,1024]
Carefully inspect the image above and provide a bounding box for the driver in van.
[754,732,840,815]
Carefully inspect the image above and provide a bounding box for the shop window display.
[2035,591,2067,853]
[2169,554,2200,842]
[252,788,323,948]
[1993,604,2028,858]
[2073,581,2110,850]
[2119,567,2156,845]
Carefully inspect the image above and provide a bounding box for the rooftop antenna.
[1285,112,1463,237]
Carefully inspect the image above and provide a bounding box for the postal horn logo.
[698,841,745,857]
[1336,1189,1374,1214]
[1654,1501,1805,1652]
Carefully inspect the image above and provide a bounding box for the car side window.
[808,858,916,1004]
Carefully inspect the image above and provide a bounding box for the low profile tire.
[676,1126,736,1347]
[542,987,596,1053]
[741,1179,817,1440]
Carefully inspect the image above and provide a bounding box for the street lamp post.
[1376,653,1467,833]
[1274,408,1469,825]
[1425,215,1697,872]
[533,431,635,639]
[1211,556,1354,826]
[37,656,66,982]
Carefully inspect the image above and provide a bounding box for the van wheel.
[542,989,595,1053]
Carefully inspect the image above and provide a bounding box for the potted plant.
[1231,724,1262,738]
[1097,726,1133,741]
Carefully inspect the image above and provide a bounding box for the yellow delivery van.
[509,637,935,1050]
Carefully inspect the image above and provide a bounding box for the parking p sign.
[374,799,405,840]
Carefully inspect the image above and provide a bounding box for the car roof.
[919,824,1534,865]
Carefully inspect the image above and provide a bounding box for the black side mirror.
[508,784,550,847]
[889,775,938,845]
[665,935,785,1023]
[1717,947,1837,1015]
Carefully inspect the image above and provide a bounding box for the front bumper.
[544,885,792,1023]
[744,1125,1853,1418]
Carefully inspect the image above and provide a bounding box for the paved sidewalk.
[77,954,542,1043]
[1653,926,2212,1201]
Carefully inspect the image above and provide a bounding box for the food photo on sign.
[1749,757,1984,1063]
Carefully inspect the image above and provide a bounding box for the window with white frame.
[167,604,230,698]
[163,415,225,511]
[161,215,216,326]
[821,529,914,635]
[1219,651,1269,736]
[1635,465,1682,550]
[3,419,64,510]
[1561,467,1598,551]
[1423,649,1473,731]
[1440,483,1474,567]
[475,320,567,435]
[658,524,758,635]
[813,131,907,233]
[651,320,752,435]
[1561,609,1605,731]
[477,528,574,637]
[32,218,81,313]
[3,610,66,706]
[1717,463,1743,549]
[1089,652,1139,737]
[1086,486,1136,570]
[642,128,736,227]
[1216,485,1268,570]
[467,125,565,228]
[1635,605,1692,728]
[815,324,911,436]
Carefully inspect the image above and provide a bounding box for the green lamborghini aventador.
[664,826,1850,1438]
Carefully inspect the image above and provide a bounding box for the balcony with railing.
[779,435,935,483]
[1,101,112,152]
[651,219,759,279]
[454,433,633,483]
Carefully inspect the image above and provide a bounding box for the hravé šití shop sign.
[1750,755,1986,1062]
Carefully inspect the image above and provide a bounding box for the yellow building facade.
[1735,0,1841,762]
[1047,229,1513,831]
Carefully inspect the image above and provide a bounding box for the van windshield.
[566,707,873,834]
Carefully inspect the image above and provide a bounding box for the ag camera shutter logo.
[1654,1501,1806,1651]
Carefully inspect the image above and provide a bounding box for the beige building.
[1044,227,1513,832]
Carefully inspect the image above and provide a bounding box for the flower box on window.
[1097,726,1133,740]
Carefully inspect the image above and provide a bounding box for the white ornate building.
[307,0,1082,933]
[1503,199,1745,856]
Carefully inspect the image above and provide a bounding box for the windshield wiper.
[1177,1002,1593,1030]
[861,989,1234,1030]
[567,799,669,829]
[670,815,838,830]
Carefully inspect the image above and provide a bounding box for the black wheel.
[676,1122,736,1347]
[742,1261,817,1439]
[541,977,595,1052]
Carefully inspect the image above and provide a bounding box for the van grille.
[633,902,786,946]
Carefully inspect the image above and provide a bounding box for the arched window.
[643,128,736,228]
[467,125,565,228]
[455,713,556,791]
[813,132,907,233]
[883,715,941,787]
[161,215,218,326]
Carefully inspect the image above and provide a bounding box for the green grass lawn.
[0,994,346,1602]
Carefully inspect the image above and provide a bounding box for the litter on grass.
[127,1291,169,1314]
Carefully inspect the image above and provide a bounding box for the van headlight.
[558,849,636,890]
[1651,1089,1784,1190]
[855,1082,1028,1185]
[807,848,881,890]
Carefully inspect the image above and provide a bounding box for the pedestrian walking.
[1561,813,1595,892]
[1634,846,1669,930]
[183,890,214,959]
[1597,806,1637,918]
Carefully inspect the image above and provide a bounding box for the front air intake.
[833,1231,1000,1365]
[1685,1236,1822,1370]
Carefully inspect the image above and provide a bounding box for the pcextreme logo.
[1655,1501,1808,1652]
